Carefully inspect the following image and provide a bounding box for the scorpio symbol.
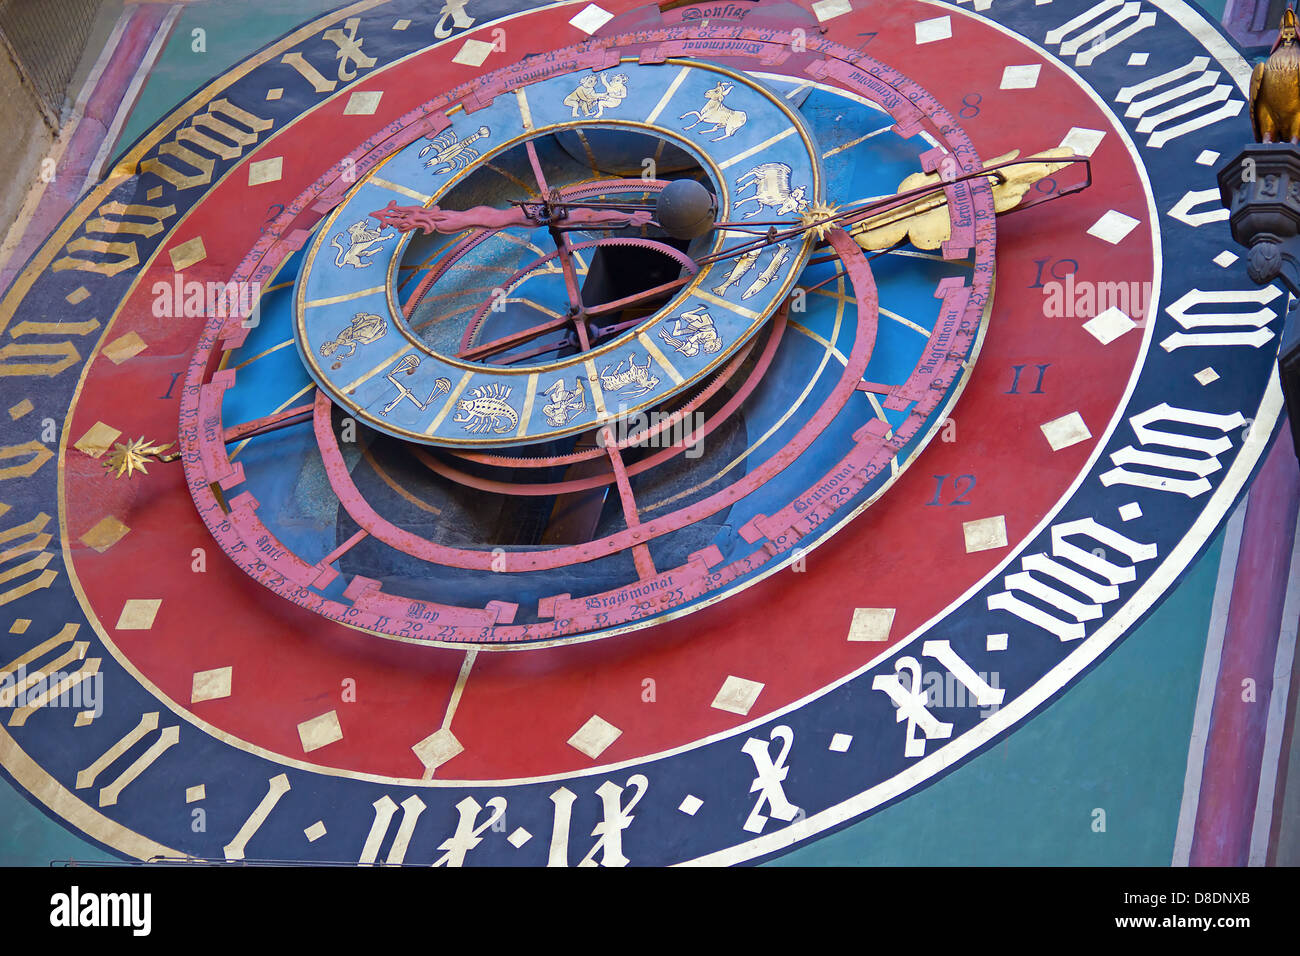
[420,126,491,174]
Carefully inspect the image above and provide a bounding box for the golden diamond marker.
[74,422,122,458]
[80,516,130,553]
[168,237,207,271]
[103,332,148,365]
[116,599,162,630]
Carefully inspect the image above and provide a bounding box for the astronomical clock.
[0,0,1280,866]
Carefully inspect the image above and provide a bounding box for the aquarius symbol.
[659,306,723,358]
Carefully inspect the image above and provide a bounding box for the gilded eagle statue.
[1250,7,1300,143]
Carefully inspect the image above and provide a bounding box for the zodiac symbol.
[659,306,723,359]
[319,312,388,361]
[380,355,451,415]
[680,81,748,140]
[741,244,791,300]
[733,162,810,221]
[598,353,661,398]
[712,247,762,296]
[563,72,629,118]
[420,126,491,173]
[543,378,587,426]
[453,383,519,434]
[331,219,393,269]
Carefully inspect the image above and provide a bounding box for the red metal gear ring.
[311,228,878,573]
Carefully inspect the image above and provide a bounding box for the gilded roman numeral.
[0,623,100,727]
[52,98,271,276]
[359,794,426,865]
[0,511,58,609]
[1101,403,1247,497]
[0,311,103,377]
[75,711,180,806]
[280,17,377,93]
[224,773,291,861]
[987,517,1158,642]
[1116,56,1245,149]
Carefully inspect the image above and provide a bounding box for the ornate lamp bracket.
[1219,144,1300,460]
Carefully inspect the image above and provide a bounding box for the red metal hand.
[370,199,652,234]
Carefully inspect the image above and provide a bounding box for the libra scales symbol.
[381,355,451,415]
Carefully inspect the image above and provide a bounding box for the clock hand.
[380,151,1087,372]
[100,402,331,480]
[695,148,1092,267]
[555,150,1092,320]
[370,198,652,234]
[842,147,1085,251]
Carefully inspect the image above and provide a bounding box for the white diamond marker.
[1040,411,1092,451]
[1060,127,1105,157]
[1083,306,1137,345]
[568,715,621,759]
[569,4,613,34]
[915,16,952,44]
[847,607,895,642]
[343,91,383,115]
[712,676,764,716]
[452,39,495,67]
[812,0,852,21]
[1000,64,1041,89]
[1087,210,1140,244]
[963,516,1008,553]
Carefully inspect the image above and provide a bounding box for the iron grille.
[0,0,104,128]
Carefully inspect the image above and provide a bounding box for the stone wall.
[0,39,56,266]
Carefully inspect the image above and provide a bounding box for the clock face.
[0,0,1278,866]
